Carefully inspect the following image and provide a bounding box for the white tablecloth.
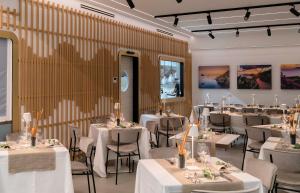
[0,146,74,193]
[89,124,151,177]
[134,158,263,193]
[258,137,282,160]
[139,114,161,127]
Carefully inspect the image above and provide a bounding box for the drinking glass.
[197,143,210,164]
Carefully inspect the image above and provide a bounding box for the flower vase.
[117,118,120,126]
[290,134,296,145]
[31,137,36,147]
[178,154,185,169]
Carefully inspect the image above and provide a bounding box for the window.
[0,38,12,122]
[160,59,184,100]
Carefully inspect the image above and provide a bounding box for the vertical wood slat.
[5,0,190,146]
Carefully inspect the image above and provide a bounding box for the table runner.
[274,139,300,152]
[8,148,56,174]
[155,159,244,193]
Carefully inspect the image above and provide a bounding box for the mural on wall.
[281,64,300,89]
[198,66,230,89]
[237,65,272,89]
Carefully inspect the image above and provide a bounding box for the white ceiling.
[87,0,300,37]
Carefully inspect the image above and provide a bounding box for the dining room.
[0,0,300,193]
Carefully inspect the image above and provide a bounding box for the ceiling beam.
[154,1,300,18]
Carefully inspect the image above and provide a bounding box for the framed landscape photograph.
[237,64,272,89]
[198,65,230,89]
[281,64,300,89]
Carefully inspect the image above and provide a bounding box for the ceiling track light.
[244,9,251,21]
[126,0,135,9]
[290,5,300,17]
[236,29,240,37]
[298,26,300,33]
[208,31,215,39]
[267,27,271,36]
[207,13,212,25]
[173,16,179,27]
[176,0,183,3]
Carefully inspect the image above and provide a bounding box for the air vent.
[156,29,174,37]
[80,4,115,18]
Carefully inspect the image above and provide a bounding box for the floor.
[73,138,285,193]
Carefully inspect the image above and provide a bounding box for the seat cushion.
[71,161,89,172]
[107,143,138,153]
[277,171,300,186]
[248,141,263,150]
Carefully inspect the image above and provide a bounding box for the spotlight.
[298,27,300,33]
[290,5,300,17]
[244,9,251,21]
[126,0,135,9]
[176,0,183,3]
[267,27,271,36]
[208,31,215,39]
[207,13,212,25]
[236,29,239,37]
[173,16,179,26]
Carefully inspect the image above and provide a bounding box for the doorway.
[119,51,139,123]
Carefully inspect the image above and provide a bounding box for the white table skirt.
[0,146,74,193]
[89,124,151,177]
[258,137,282,160]
[134,158,263,193]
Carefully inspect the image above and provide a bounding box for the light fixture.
[126,0,135,9]
[207,13,212,25]
[176,0,183,3]
[208,31,215,39]
[267,27,271,36]
[298,26,300,33]
[244,9,251,21]
[173,16,179,26]
[290,5,300,17]
[236,29,239,37]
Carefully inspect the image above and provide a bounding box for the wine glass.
[197,143,210,165]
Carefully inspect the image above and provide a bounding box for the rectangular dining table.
[88,123,151,177]
[134,157,263,193]
[0,144,74,193]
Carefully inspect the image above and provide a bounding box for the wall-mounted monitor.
[160,58,184,101]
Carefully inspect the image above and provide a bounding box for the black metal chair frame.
[157,119,183,147]
[72,146,96,193]
[209,114,231,133]
[241,117,267,170]
[69,129,81,161]
[105,132,141,185]
[269,154,300,193]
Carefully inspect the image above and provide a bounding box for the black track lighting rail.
[191,22,300,32]
[154,1,300,18]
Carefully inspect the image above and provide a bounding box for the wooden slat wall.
[0,0,192,145]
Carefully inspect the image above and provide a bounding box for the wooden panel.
[0,0,192,145]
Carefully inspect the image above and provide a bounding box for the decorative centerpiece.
[31,109,43,147]
[177,124,191,168]
[289,114,297,145]
[114,102,121,126]
[23,112,32,141]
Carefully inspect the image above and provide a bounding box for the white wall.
[191,30,300,107]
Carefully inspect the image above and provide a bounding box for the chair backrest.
[245,127,271,142]
[146,121,158,133]
[244,115,270,126]
[244,158,277,191]
[195,106,214,117]
[79,137,94,157]
[242,108,256,113]
[264,148,300,172]
[6,133,20,141]
[160,117,183,131]
[191,186,260,193]
[209,113,231,127]
[69,125,81,140]
[263,109,283,115]
[111,128,141,144]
